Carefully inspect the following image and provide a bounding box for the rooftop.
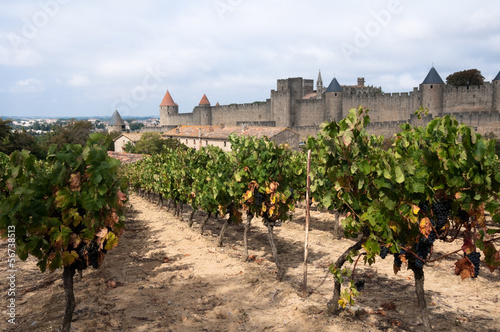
[163,125,297,140]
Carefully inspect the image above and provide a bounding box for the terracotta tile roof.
[163,125,297,140]
[199,94,210,106]
[107,151,145,164]
[303,92,317,99]
[113,133,144,142]
[160,90,178,107]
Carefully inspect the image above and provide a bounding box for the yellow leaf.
[412,205,420,215]
[419,217,432,237]
[243,190,253,202]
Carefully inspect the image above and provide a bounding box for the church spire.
[317,70,323,87]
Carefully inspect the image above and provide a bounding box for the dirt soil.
[2,193,500,332]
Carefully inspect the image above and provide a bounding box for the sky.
[1,0,499,119]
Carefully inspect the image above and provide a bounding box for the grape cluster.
[418,200,430,216]
[76,240,105,269]
[431,199,451,234]
[457,209,469,223]
[254,192,265,208]
[380,246,390,259]
[393,248,406,268]
[354,280,365,292]
[467,252,481,278]
[413,236,435,269]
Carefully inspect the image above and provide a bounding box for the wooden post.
[303,149,312,298]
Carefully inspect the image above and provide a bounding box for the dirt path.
[2,193,499,331]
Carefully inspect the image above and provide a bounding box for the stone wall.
[159,72,500,140]
[211,101,271,126]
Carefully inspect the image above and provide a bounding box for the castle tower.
[193,94,212,125]
[108,109,126,132]
[420,67,445,117]
[316,70,324,99]
[493,71,500,112]
[324,77,343,122]
[159,90,179,126]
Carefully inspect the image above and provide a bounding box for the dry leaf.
[419,217,432,238]
[455,257,474,280]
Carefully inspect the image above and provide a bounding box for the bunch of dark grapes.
[457,209,469,223]
[354,280,365,292]
[418,200,430,216]
[380,246,390,259]
[467,252,481,278]
[412,237,433,269]
[254,192,265,208]
[431,199,451,235]
[76,241,102,269]
[393,248,406,268]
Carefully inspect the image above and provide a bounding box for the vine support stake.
[303,149,312,298]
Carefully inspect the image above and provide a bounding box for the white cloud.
[11,78,44,93]
[67,74,90,87]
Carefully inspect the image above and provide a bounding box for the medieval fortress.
[158,67,500,138]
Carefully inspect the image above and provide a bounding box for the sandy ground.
[1,193,500,332]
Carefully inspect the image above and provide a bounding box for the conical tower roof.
[160,90,178,107]
[325,77,342,92]
[109,110,126,126]
[422,67,445,84]
[199,94,211,106]
[494,71,500,81]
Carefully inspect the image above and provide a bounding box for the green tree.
[129,122,145,131]
[446,69,484,87]
[126,132,186,154]
[0,118,12,142]
[1,129,45,159]
[43,120,93,151]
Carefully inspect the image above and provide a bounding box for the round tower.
[324,77,343,122]
[420,67,445,117]
[493,71,500,112]
[193,94,212,126]
[159,90,179,126]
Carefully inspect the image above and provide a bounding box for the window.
[193,139,196,145]
[224,141,227,147]
[185,139,188,144]
[430,85,433,89]
[206,140,208,146]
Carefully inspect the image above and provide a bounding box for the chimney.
[175,127,180,134]
[209,125,213,132]
[357,77,365,86]
[241,124,247,132]
[220,123,225,129]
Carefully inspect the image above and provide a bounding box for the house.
[163,125,300,151]
[113,133,143,153]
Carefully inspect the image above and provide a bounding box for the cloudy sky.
[1,0,499,118]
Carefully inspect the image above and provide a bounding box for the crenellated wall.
[159,71,500,140]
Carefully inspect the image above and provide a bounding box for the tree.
[125,132,186,154]
[0,118,12,142]
[1,129,45,159]
[129,122,145,131]
[446,69,484,87]
[42,120,93,151]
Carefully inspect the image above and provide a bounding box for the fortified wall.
[156,68,500,139]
